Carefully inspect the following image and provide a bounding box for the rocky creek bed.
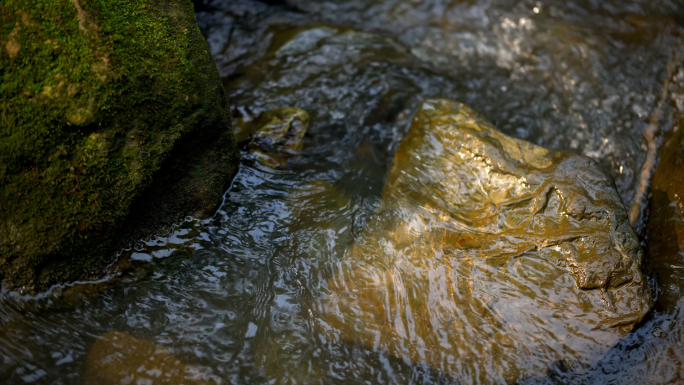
[2,0,684,383]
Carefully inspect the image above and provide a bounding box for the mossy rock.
[0,0,239,292]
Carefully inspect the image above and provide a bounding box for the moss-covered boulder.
[0,0,239,292]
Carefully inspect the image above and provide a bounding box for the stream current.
[2,0,684,383]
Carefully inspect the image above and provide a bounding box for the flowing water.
[2,0,684,383]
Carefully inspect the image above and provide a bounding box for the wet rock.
[236,107,309,167]
[0,0,239,292]
[213,4,683,204]
[320,98,653,382]
[86,331,216,384]
[226,25,461,163]
[646,127,684,310]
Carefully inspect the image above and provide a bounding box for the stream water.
[2,0,684,383]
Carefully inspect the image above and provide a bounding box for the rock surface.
[235,107,309,167]
[86,331,216,384]
[0,0,239,292]
[646,127,684,310]
[320,99,653,382]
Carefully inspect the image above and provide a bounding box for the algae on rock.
[0,0,239,292]
[319,99,653,382]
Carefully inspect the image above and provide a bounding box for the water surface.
[2,0,684,383]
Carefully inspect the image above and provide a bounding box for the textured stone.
[0,0,239,292]
[241,107,309,167]
[320,98,653,382]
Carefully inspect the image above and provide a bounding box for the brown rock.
[86,331,216,385]
[646,127,684,310]
[318,99,653,382]
[235,107,309,167]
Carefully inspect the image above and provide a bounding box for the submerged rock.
[0,0,239,292]
[226,25,461,162]
[320,99,653,382]
[236,107,309,167]
[646,127,684,310]
[86,331,216,384]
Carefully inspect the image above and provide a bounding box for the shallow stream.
[2,0,684,383]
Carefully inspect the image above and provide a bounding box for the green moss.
[0,0,238,292]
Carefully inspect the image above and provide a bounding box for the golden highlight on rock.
[319,99,653,382]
